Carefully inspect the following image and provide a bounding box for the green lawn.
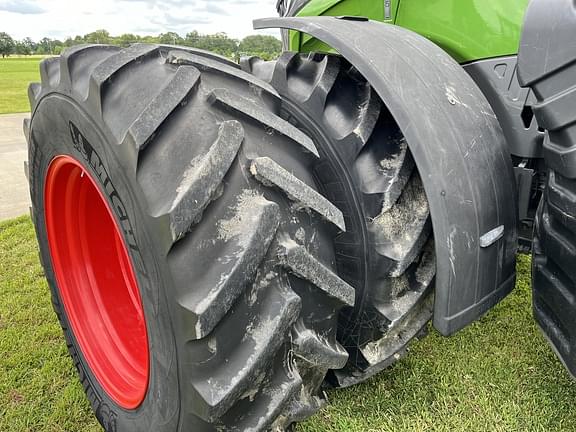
[0,57,43,114]
[2,216,576,431]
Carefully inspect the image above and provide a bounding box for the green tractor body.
[286,0,528,63]
[270,0,542,338]
[272,0,576,384]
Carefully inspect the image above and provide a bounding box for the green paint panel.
[290,0,389,54]
[289,0,528,63]
[395,0,530,63]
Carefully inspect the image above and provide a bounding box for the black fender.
[254,16,518,335]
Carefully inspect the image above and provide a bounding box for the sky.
[0,0,280,41]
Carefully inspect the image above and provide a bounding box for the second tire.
[242,52,436,387]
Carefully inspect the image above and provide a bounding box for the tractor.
[22,0,576,429]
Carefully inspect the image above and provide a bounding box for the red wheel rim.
[44,155,149,409]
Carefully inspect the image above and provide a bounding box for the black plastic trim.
[464,56,544,159]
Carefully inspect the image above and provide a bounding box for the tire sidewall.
[29,94,181,432]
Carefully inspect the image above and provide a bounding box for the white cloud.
[0,0,280,41]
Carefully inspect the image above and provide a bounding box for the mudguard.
[254,16,518,335]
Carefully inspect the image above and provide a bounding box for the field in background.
[2,216,576,431]
[0,57,43,114]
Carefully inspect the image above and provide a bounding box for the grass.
[2,216,576,431]
[0,57,43,114]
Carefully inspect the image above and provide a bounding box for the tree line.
[0,29,282,60]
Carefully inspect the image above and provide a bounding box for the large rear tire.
[25,44,355,430]
[242,52,436,387]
